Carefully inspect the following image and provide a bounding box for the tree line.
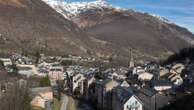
[161,46,194,65]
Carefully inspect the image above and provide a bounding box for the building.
[17,64,38,77]
[18,66,34,77]
[138,72,154,81]
[170,63,185,75]
[159,68,170,78]
[31,87,53,108]
[120,80,130,88]
[37,62,50,77]
[151,80,172,91]
[95,79,119,110]
[112,86,143,110]
[137,87,157,110]
[70,73,85,95]
[0,58,12,66]
[48,64,64,81]
[65,66,98,96]
[83,72,96,100]
[133,66,146,75]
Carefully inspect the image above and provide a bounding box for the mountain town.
[1,46,194,110]
[0,0,194,110]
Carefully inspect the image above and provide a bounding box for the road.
[45,101,52,110]
[60,94,69,110]
[60,94,94,110]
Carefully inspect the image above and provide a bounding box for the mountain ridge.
[42,0,177,25]
[42,0,194,62]
[0,0,193,63]
[0,0,104,56]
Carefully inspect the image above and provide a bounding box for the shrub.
[40,75,51,87]
[0,60,4,70]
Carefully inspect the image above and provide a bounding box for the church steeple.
[129,48,134,68]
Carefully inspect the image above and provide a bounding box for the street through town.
[60,94,69,110]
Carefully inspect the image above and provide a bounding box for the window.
[128,101,140,110]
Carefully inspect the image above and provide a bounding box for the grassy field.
[31,106,46,110]
[53,98,61,110]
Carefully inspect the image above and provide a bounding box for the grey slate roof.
[139,87,157,97]
[152,79,173,86]
[114,86,134,105]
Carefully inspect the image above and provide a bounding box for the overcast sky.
[64,0,194,33]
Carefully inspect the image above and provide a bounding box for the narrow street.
[45,101,52,110]
[60,94,69,110]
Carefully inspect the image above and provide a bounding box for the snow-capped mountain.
[42,0,173,24]
[41,0,194,61]
[42,0,110,20]
[1,0,193,62]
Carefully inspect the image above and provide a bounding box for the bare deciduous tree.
[0,82,32,110]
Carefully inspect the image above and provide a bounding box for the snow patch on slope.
[42,0,109,19]
[150,14,174,24]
